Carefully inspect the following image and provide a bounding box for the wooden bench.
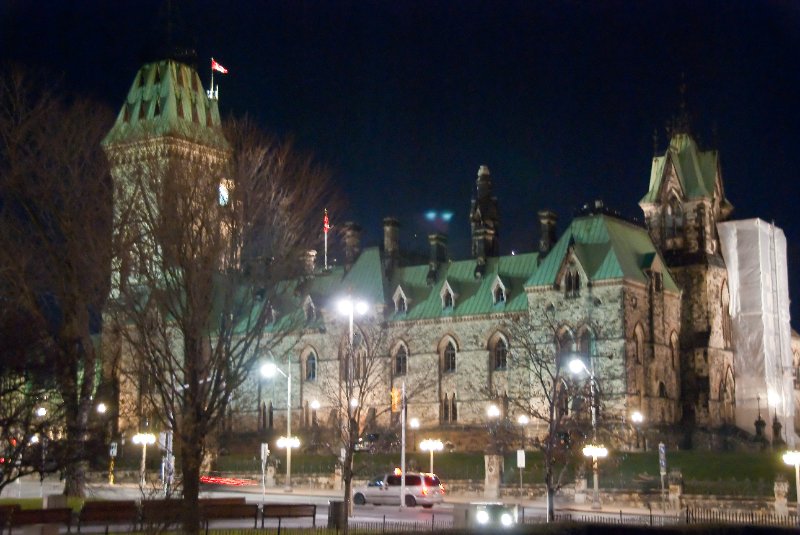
[200,503,259,529]
[10,508,73,532]
[139,499,183,529]
[0,506,20,533]
[261,503,317,528]
[78,500,138,533]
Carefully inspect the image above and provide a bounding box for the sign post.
[658,442,667,511]
[517,449,525,496]
[260,443,269,502]
[108,441,118,485]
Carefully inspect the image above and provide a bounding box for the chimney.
[538,210,558,256]
[426,233,448,284]
[342,222,362,269]
[383,217,400,275]
[303,249,317,275]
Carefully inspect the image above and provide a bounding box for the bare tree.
[503,311,596,522]
[108,116,336,533]
[0,67,114,497]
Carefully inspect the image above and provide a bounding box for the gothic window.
[565,268,580,298]
[664,197,683,239]
[451,394,458,422]
[443,290,454,309]
[493,338,508,370]
[556,327,575,365]
[634,323,645,364]
[578,328,595,357]
[658,382,668,398]
[721,280,732,349]
[670,332,679,370]
[394,345,408,376]
[393,286,409,313]
[442,341,457,373]
[494,285,505,304]
[305,352,317,381]
[397,296,406,313]
[441,393,449,423]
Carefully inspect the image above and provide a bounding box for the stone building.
[103,55,798,451]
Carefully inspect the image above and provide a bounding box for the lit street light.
[782,450,800,519]
[582,444,608,510]
[631,411,644,450]
[132,432,156,487]
[261,359,297,492]
[419,439,444,473]
[517,414,529,449]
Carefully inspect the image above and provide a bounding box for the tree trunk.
[62,340,95,498]
[180,430,203,535]
[545,485,555,522]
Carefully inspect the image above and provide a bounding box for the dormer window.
[303,296,316,322]
[392,286,409,314]
[440,281,456,310]
[565,268,580,298]
[491,277,507,305]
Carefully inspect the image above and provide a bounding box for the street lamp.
[517,414,529,449]
[410,418,420,452]
[261,360,298,492]
[783,450,800,520]
[631,411,644,450]
[582,444,608,510]
[420,439,444,473]
[132,432,156,487]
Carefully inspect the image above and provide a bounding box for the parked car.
[353,471,445,508]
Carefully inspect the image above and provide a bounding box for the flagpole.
[210,59,215,97]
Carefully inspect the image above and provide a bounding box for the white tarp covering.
[718,219,796,446]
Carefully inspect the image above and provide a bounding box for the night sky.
[3,1,800,320]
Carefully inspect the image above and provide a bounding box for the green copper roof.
[641,133,721,203]
[386,252,539,321]
[526,214,678,292]
[103,59,228,150]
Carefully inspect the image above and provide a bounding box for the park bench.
[199,503,259,529]
[10,507,73,533]
[0,506,20,533]
[139,499,183,529]
[78,500,138,533]
[261,503,317,528]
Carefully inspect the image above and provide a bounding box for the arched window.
[441,393,450,423]
[443,290,454,309]
[658,382,668,398]
[397,296,407,313]
[721,280,732,349]
[670,332,679,370]
[578,328,594,357]
[556,327,575,365]
[305,352,317,381]
[394,345,408,376]
[451,394,458,422]
[634,324,645,364]
[664,196,683,239]
[565,269,580,298]
[493,338,508,370]
[443,341,457,373]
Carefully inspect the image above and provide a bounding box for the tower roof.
[640,132,731,212]
[102,59,228,150]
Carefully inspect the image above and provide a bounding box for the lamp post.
[261,360,298,492]
[410,418,420,452]
[631,411,644,451]
[419,439,444,473]
[569,357,605,510]
[132,432,156,488]
[582,444,608,510]
[517,414,529,449]
[782,450,800,520]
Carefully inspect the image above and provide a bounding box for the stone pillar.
[774,478,789,515]
[484,454,502,499]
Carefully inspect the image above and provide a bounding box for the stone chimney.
[383,217,400,275]
[426,233,448,284]
[538,210,558,256]
[303,249,317,275]
[342,222,362,270]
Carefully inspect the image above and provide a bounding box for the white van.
[353,472,445,508]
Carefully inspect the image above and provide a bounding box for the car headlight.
[476,510,490,524]
[501,513,513,526]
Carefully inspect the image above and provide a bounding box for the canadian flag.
[211,58,228,74]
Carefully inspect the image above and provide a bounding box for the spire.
[469,165,500,259]
[666,73,692,138]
